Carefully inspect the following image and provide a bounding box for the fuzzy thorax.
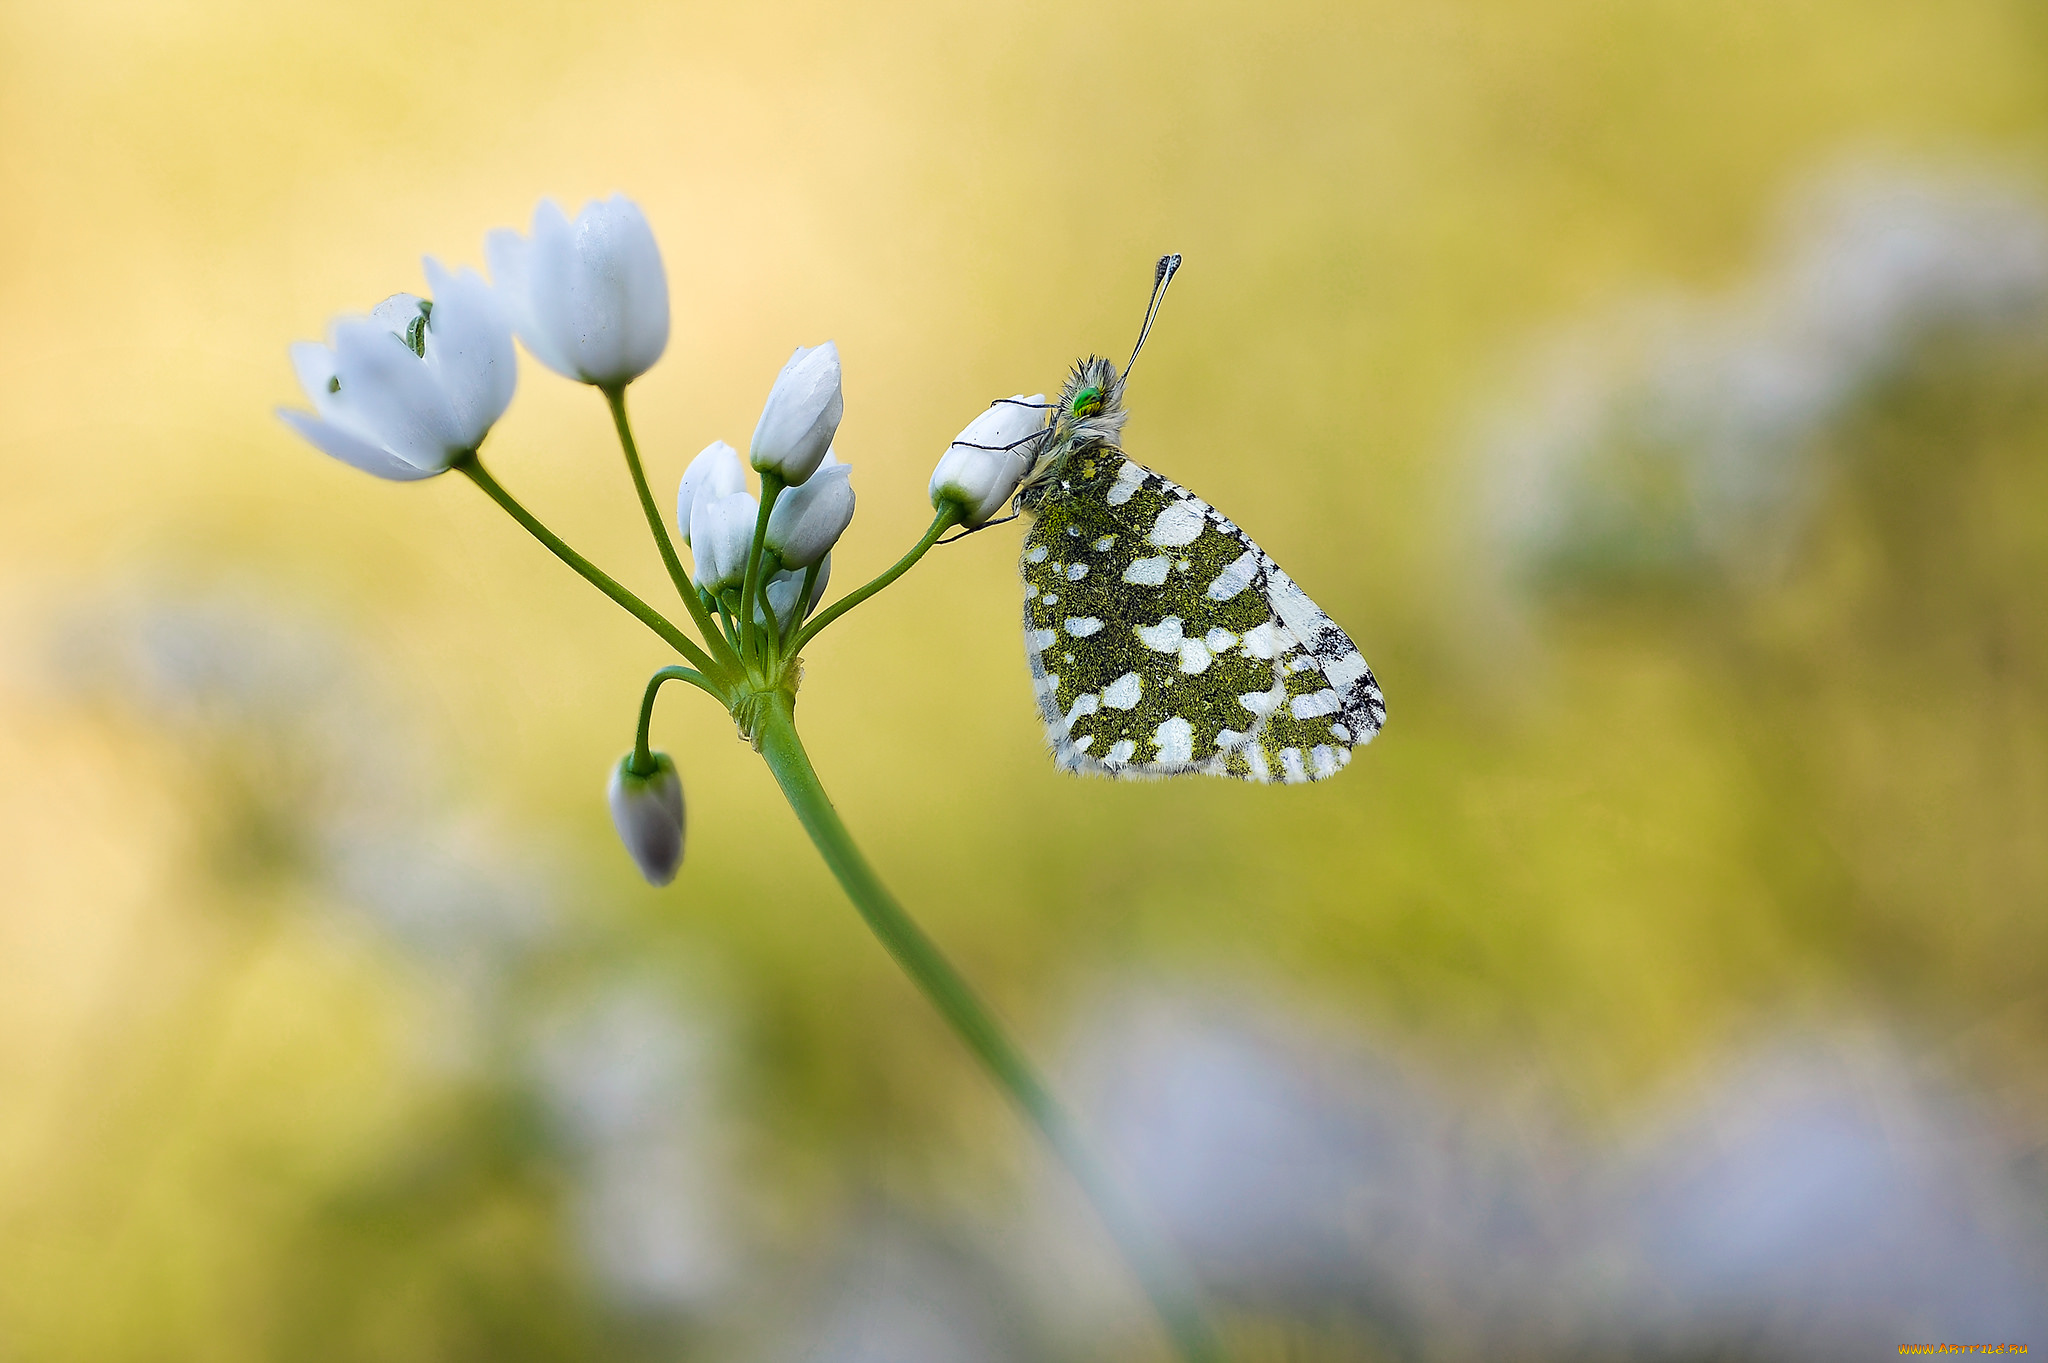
[1016,356,1131,512]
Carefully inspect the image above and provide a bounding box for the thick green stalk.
[457,457,722,676]
[602,386,742,674]
[788,506,957,655]
[753,694,1227,1363]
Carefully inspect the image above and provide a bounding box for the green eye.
[1070,385,1103,415]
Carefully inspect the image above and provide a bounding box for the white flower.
[750,342,842,485]
[759,553,831,632]
[929,394,1046,525]
[280,262,516,480]
[763,450,853,569]
[689,491,759,594]
[487,195,670,387]
[675,441,748,547]
[608,753,684,886]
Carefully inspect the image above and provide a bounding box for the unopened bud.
[608,752,685,886]
[676,440,747,546]
[764,451,854,569]
[689,490,759,593]
[759,552,832,633]
[929,394,1045,526]
[750,342,843,486]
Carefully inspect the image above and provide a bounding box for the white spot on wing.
[1238,687,1281,716]
[1205,627,1239,653]
[1024,544,1049,564]
[1102,672,1143,709]
[1178,639,1213,674]
[1205,550,1258,601]
[1092,535,1116,551]
[1106,460,1146,505]
[1240,621,1290,659]
[1123,555,1171,586]
[1064,616,1104,637]
[1280,748,1308,783]
[1063,694,1099,729]
[1324,650,1369,692]
[1026,628,1055,652]
[1266,570,1332,646]
[1066,563,1089,581]
[1135,617,1184,652]
[1153,717,1194,763]
[1104,739,1137,765]
[1310,745,1339,778]
[1147,501,1206,547]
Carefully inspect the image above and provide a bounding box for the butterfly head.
[1009,357,1128,509]
[1013,256,1180,513]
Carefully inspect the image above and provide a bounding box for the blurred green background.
[3,0,2045,1358]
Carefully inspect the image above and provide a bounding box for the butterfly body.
[1015,355,1385,783]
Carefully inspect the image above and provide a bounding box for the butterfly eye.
[1070,385,1103,416]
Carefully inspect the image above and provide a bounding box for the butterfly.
[1002,255,1385,782]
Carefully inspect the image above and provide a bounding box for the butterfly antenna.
[1121,253,1182,383]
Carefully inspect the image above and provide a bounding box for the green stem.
[783,559,822,652]
[603,386,741,674]
[789,506,958,655]
[457,457,723,676]
[753,694,1227,1363]
[632,666,723,773]
[737,472,784,667]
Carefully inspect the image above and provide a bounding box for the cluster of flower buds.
[675,348,854,611]
[280,191,1042,892]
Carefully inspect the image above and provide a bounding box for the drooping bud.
[607,752,685,886]
[689,490,759,594]
[750,342,842,486]
[763,450,854,569]
[676,440,747,546]
[929,394,1046,526]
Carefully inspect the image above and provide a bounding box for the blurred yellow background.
[2,0,2045,1357]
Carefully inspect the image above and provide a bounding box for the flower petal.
[524,198,587,382]
[330,318,463,470]
[592,194,669,382]
[278,409,442,480]
[422,258,517,448]
[290,340,340,410]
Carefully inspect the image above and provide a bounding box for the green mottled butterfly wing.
[1021,448,1384,782]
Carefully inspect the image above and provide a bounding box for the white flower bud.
[279,260,517,480]
[689,490,759,594]
[758,552,832,633]
[763,451,854,569]
[750,342,843,486]
[487,195,670,387]
[928,394,1046,526]
[608,753,684,886]
[676,440,747,547]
